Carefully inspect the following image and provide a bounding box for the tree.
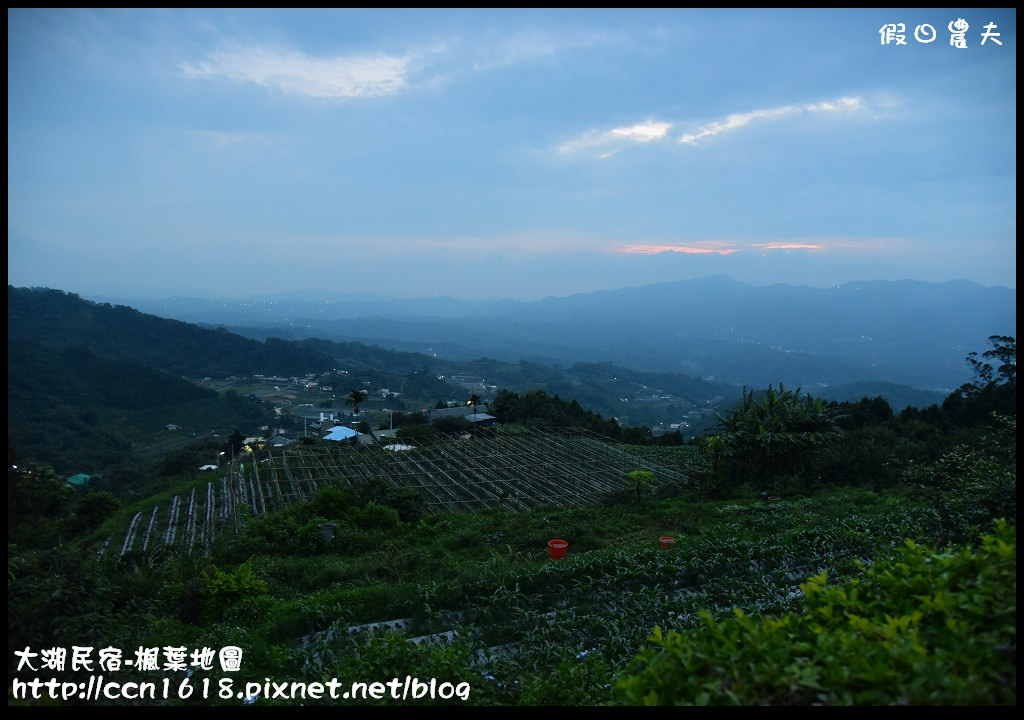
[467,393,482,409]
[963,335,1016,391]
[69,491,120,533]
[714,385,845,493]
[345,388,369,415]
[228,430,244,456]
[624,470,655,507]
[942,336,1017,426]
[8,464,71,548]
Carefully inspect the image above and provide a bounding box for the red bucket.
[547,539,568,559]
[659,536,676,550]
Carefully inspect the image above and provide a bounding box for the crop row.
[100,428,687,558]
[296,502,948,684]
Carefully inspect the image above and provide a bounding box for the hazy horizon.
[15,272,1018,307]
[14,272,1015,309]
[9,9,1016,301]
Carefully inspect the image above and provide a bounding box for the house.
[426,405,496,428]
[324,426,359,442]
[270,436,293,449]
[354,428,396,446]
[197,464,218,472]
[166,424,181,431]
[464,411,496,427]
[65,473,91,488]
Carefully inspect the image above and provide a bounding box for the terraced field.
[101,427,688,558]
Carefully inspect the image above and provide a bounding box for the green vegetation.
[617,520,1016,705]
[6,324,1016,706]
[710,384,845,493]
[623,470,655,506]
[201,559,269,623]
[9,474,1013,705]
[489,388,685,444]
[7,287,336,378]
[344,388,369,415]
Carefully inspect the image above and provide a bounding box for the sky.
[7,8,1017,301]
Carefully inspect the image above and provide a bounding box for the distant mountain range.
[89,275,1016,391]
[9,282,977,474]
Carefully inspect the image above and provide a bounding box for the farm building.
[324,426,359,442]
[427,405,496,427]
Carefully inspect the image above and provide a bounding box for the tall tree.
[965,335,1016,389]
[946,335,1016,424]
[345,388,369,415]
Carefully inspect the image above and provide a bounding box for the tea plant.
[615,519,1016,705]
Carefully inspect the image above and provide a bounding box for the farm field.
[100,427,688,558]
[75,481,1013,706]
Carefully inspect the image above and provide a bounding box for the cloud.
[617,236,890,256]
[679,96,862,144]
[227,233,893,263]
[471,29,616,72]
[181,43,412,99]
[615,242,740,256]
[558,120,673,155]
[611,122,673,142]
[804,97,863,113]
[560,96,862,158]
[749,242,825,251]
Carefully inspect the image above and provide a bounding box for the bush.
[68,491,121,533]
[241,504,329,556]
[615,519,1017,705]
[310,486,350,520]
[350,501,401,532]
[349,477,425,523]
[201,559,268,622]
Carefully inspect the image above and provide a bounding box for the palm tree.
[345,388,368,415]
[467,393,482,411]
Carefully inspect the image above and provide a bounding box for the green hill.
[8,286,335,378]
[8,339,272,475]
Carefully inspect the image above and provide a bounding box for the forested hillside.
[8,287,335,378]
[8,339,273,475]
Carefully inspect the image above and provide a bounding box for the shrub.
[349,477,425,523]
[242,505,329,556]
[615,519,1016,705]
[201,558,268,622]
[68,491,121,533]
[310,486,350,520]
[350,501,401,532]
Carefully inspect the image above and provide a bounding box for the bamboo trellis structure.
[104,428,688,556]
